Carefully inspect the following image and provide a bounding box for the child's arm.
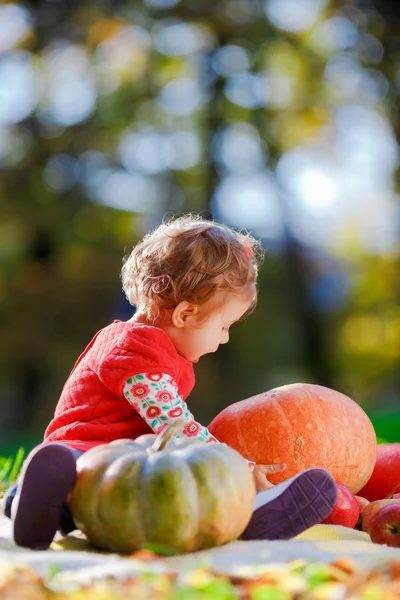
[123,372,256,469]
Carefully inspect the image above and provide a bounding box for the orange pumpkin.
[208,383,376,493]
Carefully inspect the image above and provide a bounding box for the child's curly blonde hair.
[121,214,264,322]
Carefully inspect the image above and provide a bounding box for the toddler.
[4,215,337,550]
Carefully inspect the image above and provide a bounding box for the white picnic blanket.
[1,515,400,582]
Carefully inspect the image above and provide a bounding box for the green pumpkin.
[68,420,256,554]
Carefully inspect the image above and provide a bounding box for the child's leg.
[9,443,79,550]
[241,468,337,541]
[3,450,80,536]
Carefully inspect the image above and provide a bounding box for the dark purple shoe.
[11,443,77,550]
[241,468,338,541]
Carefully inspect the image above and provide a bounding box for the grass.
[0,448,25,497]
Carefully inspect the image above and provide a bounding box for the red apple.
[322,483,360,528]
[354,496,370,529]
[360,499,400,533]
[369,505,400,547]
[355,495,370,511]
[358,443,400,501]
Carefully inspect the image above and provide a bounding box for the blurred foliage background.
[1,0,400,453]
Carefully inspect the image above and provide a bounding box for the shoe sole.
[12,444,77,550]
[241,468,338,541]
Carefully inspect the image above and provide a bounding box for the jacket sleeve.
[123,372,255,470]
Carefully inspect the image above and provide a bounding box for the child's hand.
[252,463,286,492]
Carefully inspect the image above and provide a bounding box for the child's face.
[174,288,255,363]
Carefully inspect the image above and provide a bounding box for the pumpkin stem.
[148,419,187,453]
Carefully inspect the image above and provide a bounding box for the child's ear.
[171,302,199,328]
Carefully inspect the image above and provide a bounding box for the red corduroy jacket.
[44,321,195,452]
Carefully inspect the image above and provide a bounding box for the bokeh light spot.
[265,0,328,33]
[0,4,33,53]
[225,73,269,108]
[154,23,213,56]
[0,126,32,168]
[40,42,97,126]
[90,169,159,213]
[213,122,265,173]
[212,45,251,77]
[309,17,358,54]
[160,79,204,116]
[78,151,111,188]
[0,53,37,125]
[295,168,337,212]
[43,154,80,193]
[119,130,172,175]
[212,172,284,240]
[144,0,181,7]
[168,131,202,170]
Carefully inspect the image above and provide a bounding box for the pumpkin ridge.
[175,446,218,549]
[70,445,129,548]
[177,443,255,548]
[97,453,147,552]
[208,444,255,541]
[140,452,199,553]
[235,414,250,459]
